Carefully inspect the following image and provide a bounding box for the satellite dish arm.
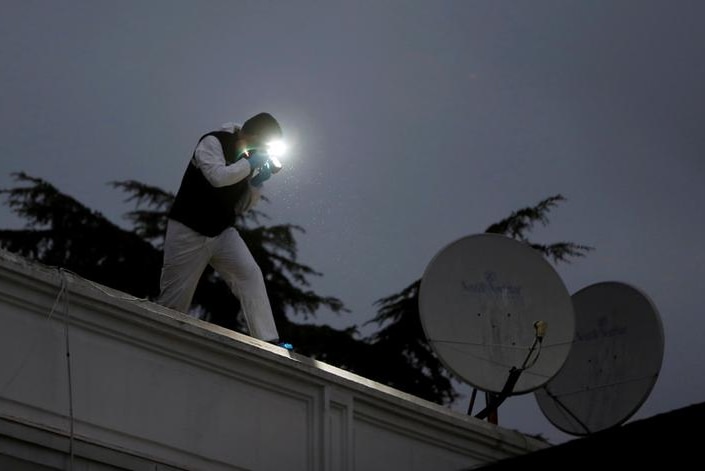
[474,367,522,420]
[474,321,547,420]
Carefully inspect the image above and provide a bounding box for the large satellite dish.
[535,281,664,435]
[418,234,575,396]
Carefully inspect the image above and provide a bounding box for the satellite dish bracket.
[472,327,545,420]
[473,366,522,420]
[542,387,592,434]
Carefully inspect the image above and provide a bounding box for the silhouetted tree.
[0,173,161,298]
[0,172,353,343]
[109,179,354,357]
[0,173,381,384]
[0,173,591,406]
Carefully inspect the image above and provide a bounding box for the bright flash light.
[269,155,283,172]
[266,139,287,158]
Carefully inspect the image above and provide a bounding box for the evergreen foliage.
[1,173,591,407]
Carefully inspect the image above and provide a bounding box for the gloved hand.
[250,161,273,187]
[246,149,269,171]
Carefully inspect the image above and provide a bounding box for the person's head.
[240,112,282,148]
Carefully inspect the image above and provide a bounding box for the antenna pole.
[474,366,522,420]
[475,321,546,421]
[486,392,499,424]
[467,388,478,415]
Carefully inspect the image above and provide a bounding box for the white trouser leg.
[210,227,279,342]
[158,220,211,313]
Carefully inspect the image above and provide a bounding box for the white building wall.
[0,250,546,471]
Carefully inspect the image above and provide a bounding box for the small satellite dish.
[535,281,664,435]
[418,234,575,395]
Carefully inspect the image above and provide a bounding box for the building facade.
[0,250,546,470]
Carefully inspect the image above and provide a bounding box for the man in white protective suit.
[158,112,292,350]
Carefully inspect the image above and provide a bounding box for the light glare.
[267,140,287,158]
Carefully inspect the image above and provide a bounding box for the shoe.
[268,339,294,351]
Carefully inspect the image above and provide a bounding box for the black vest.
[169,131,250,237]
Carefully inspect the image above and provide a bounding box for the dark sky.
[2,0,704,444]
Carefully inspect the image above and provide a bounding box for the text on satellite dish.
[461,271,524,304]
[575,316,628,342]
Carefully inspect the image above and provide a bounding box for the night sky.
[2,1,704,444]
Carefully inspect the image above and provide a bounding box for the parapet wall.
[0,250,546,470]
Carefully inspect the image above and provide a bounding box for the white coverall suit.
[158,123,280,342]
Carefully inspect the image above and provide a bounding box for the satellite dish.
[418,234,575,395]
[535,281,665,435]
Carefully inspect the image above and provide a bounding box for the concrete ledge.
[0,250,546,470]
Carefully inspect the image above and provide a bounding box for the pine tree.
[0,172,356,353]
[0,172,161,298]
[1,173,591,406]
